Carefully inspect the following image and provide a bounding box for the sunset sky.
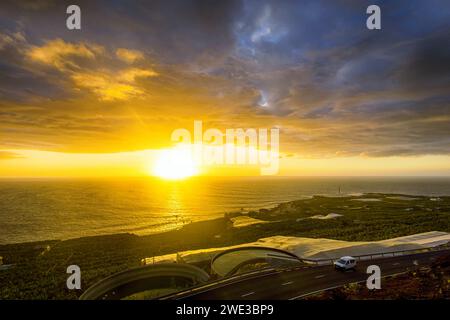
[0,0,450,177]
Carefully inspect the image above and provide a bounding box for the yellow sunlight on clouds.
[71,71,149,101]
[27,39,104,70]
[116,48,144,63]
[26,39,157,101]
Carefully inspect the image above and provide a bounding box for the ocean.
[1,176,450,244]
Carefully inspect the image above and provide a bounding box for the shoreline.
[1,192,449,299]
[2,176,450,245]
[0,192,447,247]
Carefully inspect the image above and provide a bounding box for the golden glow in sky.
[1,148,450,178]
[152,147,199,180]
[1,3,450,178]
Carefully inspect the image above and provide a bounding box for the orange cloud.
[116,48,144,63]
[71,68,157,101]
[27,39,104,70]
[118,68,158,82]
[25,39,158,101]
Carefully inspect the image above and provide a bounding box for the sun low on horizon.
[0,1,450,178]
[2,0,450,304]
[151,147,199,180]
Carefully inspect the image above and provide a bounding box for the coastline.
[1,192,449,299]
[2,176,450,245]
[0,191,448,246]
[0,191,446,246]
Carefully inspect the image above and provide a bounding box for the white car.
[334,256,357,270]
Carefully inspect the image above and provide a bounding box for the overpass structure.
[163,248,450,300]
[80,236,450,300]
[79,263,210,300]
[211,246,304,277]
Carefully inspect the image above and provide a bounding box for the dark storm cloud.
[0,0,449,157]
[397,33,450,88]
[0,0,244,101]
[0,0,242,62]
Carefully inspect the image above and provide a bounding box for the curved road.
[168,250,449,300]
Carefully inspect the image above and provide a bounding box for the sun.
[152,147,198,180]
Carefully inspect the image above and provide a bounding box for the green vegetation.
[0,193,449,299]
[244,193,450,242]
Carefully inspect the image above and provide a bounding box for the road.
[170,250,449,300]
